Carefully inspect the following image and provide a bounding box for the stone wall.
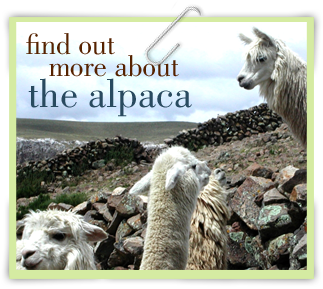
[16,136,153,181]
[16,103,283,182]
[164,103,283,150]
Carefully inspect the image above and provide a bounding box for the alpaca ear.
[238,33,252,45]
[83,222,108,242]
[16,220,25,235]
[129,171,152,195]
[253,27,275,47]
[165,163,188,191]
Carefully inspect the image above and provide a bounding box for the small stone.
[230,174,246,187]
[94,235,115,262]
[123,236,144,256]
[267,233,293,265]
[275,165,299,186]
[127,214,143,231]
[107,211,124,235]
[47,202,74,211]
[93,202,105,211]
[71,201,91,215]
[290,184,307,204]
[263,188,288,206]
[93,203,114,223]
[164,138,173,145]
[83,210,103,222]
[292,234,307,257]
[107,249,129,268]
[290,234,307,270]
[115,194,139,217]
[115,220,133,242]
[244,163,273,179]
[136,195,148,213]
[280,169,307,193]
[108,187,127,209]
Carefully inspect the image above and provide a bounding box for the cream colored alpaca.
[187,168,229,270]
[130,146,211,269]
[237,27,307,148]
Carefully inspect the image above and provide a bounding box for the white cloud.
[174,109,228,123]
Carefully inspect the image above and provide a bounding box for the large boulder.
[257,203,304,240]
[227,229,258,269]
[230,176,276,230]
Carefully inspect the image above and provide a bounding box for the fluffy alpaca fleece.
[186,168,229,270]
[17,209,107,270]
[237,27,307,148]
[130,146,211,270]
[16,239,26,270]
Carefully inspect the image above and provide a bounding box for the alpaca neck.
[140,187,197,270]
[259,41,307,147]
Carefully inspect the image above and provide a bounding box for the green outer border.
[9,17,314,279]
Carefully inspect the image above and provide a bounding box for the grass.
[68,142,136,177]
[16,192,89,220]
[104,145,135,167]
[16,137,137,200]
[16,168,55,199]
[17,118,198,143]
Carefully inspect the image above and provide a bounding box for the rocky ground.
[16,123,307,270]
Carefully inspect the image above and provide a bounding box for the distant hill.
[16,118,198,143]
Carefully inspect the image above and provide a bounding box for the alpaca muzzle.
[22,249,43,270]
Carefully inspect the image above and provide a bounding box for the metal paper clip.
[145,6,201,66]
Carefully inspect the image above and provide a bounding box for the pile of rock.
[226,163,307,270]
[164,103,283,150]
[16,136,153,181]
[31,162,307,270]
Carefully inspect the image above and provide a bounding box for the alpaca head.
[237,27,278,90]
[163,147,211,192]
[130,146,211,196]
[213,168,227,187]
[18,210,107,270]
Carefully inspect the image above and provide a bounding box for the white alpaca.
[237,27,307,148]
[130,146,211,270]
[16,209,107,270]
[131,164,229,270]
[187,168,229,270]
[16,239,26,270]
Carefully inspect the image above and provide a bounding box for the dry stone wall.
[16,103,283,181]
[16,136,154,181]
[164,103,283,150]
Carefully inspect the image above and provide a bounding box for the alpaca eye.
[52,232,66,241]
[192,164,197,170]
[257,55,267,63]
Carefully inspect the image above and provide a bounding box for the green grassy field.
[16,118,198,143]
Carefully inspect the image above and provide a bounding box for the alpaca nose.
[22,248,42,269]
[22,249,36,260]
[237,75,244,83]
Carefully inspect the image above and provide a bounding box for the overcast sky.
[16,21,307,123]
